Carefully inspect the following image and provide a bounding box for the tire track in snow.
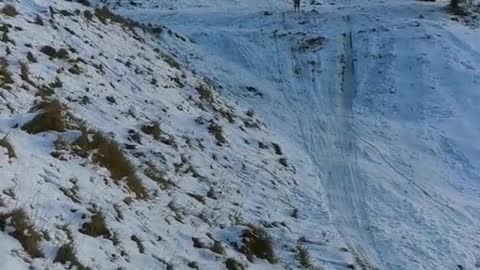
[353,130,466,217]
[269,13,370,269]
[278,10,383,269]
[327,16,382,269]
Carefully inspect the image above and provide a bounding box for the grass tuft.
[296,244,313,268]
[144,163,175,190]
[295,244,324,270]
[34,15,44,25]
[449,0,470,16]
[451,0,460,9]
[75,129,148,199]
[0,57,14,89]
[131,235,145,254]
[208,122,226,146]
[240,225,276,263]
[0,209,43,258]
[161,53,181,70]
[54,242,89,270]
[40,46,70,59]
[196,84,214,103]
[79,210,111,239]
[210,240,226,255]
[0,134,16,159]
[22,100,65,134]
[20,62,34,85]
[36,85,55,98]
[1,4,19,17]
[141,122,161,140]
[59,178,81,203]
[225,258,245,270]
[94,6,139,32]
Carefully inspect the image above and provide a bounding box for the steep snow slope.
[0,0,352,269]
[106,0,480,269]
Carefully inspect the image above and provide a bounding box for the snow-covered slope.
[2,0,480,269]
[0,0,349,269]
[100,0,480,269]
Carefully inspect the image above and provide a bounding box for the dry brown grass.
[294,243,324,270]
[296,244,313,268]
[75,129,148,199]
[60,178,81,203]
[0,209,43,258]
[272,143,283,155]
[54,242,89,270]
[27,52,37,63]
[0,134,16,159]
[161,53,181,70]
[1,29,15,45]
[240,225,276,263]
[34,15,43,25]
[144,163,176,190]
[22,100,65,134]
[1,4,19,17]
[94,6,140,33]
[79,210,111,239]
[210,240,226,255]
[196,84,214,103]
[20,62,35,85]
[141,122,161,140]
[49,77,63,88]
[225,258,245,270]
[208,122,226,146]
[20,62,29,81]
[36,85,55,98]
[131,235,145,254]
[40,46,70,59]
[0,57,14,89]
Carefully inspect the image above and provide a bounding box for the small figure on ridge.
[294,0,301,12]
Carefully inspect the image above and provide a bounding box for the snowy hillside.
[1,0,480,269]
[0,0,347,269]
[106,0,480,269]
